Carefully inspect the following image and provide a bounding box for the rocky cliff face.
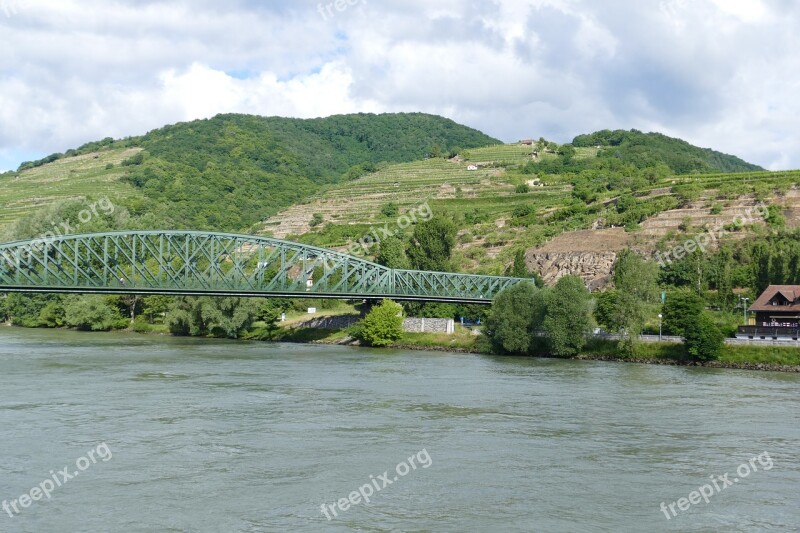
[526,250,618,290]
[524,228,631,290]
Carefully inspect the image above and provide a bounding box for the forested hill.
[13,113,499,231]
[123,113,500,229]
[572,129,762,174]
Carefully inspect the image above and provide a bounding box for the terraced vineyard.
[260,142,800,276]
[258,144,572,242]
[0,148,144,231]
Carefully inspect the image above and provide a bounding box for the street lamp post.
[658,314,662,341]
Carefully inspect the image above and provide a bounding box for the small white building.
[467,164,478,171]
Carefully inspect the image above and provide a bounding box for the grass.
[0,148,145,231]
[718,345,800,366]
[395,327,480,350]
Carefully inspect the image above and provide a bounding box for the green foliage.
[684,313,724,361]
[120,113,499,231]
[5,294,54,327]
[121,152,145,166]
[511,249,529,278]
[543,276,593,357]
[407,216,457,271]
[380,202,399,217]
[310,213,324,227]
[38,300,66,327]
[202,297,261,339]
[572,129,762,174]
[483,282,546,355]
[354,299,404,347]
[608,250,659,353]
[512,204,533,218]
[376,236,410,269]
[765,204,786,228]
[401,301,457,319]
[662,291,705,337]
[64,295,124,331]
[164,296,259,338]
[594,290,622,331]
[515,183,530,194]
[142,295,172,323]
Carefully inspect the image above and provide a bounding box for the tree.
[594,290,623,331]
[200,297,260,339]
[355,299,404,347]
[310,213,324,227]
[662,291,704,337]
[684,313,724,361]
[64,295,124,331]
[543,276,593,357]
[376,236,410,269]
[407,216,457,272]
[610,250,660,352]
[483,282,547,355]
[142,295,172,323]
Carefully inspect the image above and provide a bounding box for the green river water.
[1,328,798,532]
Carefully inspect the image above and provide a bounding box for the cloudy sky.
[0,0,797,172]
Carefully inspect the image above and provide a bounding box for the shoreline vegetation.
[4,322,798,373]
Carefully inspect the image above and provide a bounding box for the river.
[1,327,798,532]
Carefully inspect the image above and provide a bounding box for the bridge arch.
[0,230,526,303]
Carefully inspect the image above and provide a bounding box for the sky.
[0,0,798,172]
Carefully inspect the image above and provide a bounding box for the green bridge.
[0,231,527,304]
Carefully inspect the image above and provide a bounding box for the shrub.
[684,313,724,361]
[64,295,124,331]
[355,299,404,347]
[515,183,530,194]
[380,202,399,217]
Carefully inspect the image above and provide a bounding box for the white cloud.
[0,0,798,171]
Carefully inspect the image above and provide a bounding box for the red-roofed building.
[749,285,800,327]
[737,285,800,340]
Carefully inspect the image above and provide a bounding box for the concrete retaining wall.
[402,318,455,334]
[295,315,455,335]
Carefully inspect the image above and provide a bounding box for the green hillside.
[262,140,797,278]
[3,113,499,234]
[571,129,762,174]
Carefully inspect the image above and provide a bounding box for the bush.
[355,300,404,347]
[380,202,399,217]
[684,313,724,361]
[64,295,124,331]
[515,183,530,194]
[310,213,324,227]
[121,152,144,166]
[512,204,533,218]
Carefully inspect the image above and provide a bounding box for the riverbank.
[4,322,800,372]
[261,324,800,372]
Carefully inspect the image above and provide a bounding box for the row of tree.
[483,250,725,361]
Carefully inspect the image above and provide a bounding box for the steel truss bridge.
[0,231,527,304]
